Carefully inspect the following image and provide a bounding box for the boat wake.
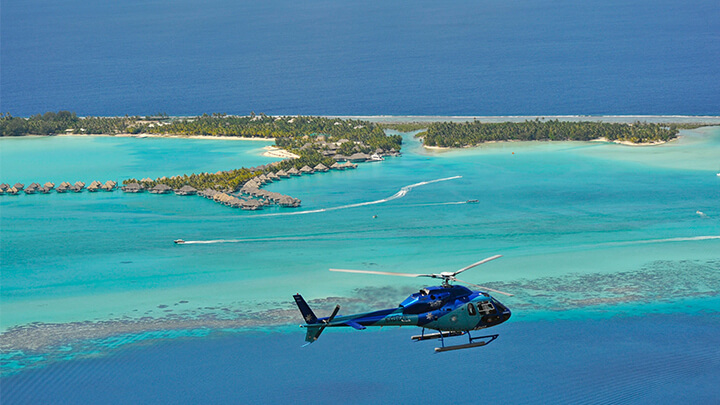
[599,235,720,247]
[180,236,319,244]
[176,175,462,244]
[250,175,463,217]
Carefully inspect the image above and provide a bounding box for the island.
[414,119,706,147]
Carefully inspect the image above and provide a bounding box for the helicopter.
[293,255,513,352]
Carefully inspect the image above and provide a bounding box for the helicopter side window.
[467,303,476,316]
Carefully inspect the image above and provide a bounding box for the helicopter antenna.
[329,254,512,295]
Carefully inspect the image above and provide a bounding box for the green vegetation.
[2,111,404,192]
[0,112,402,152]
[0,111,138,136]
[123,149,335,191]
[418,120,683,147]
[377,122,429,132]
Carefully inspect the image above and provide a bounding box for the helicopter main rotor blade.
[329,268,430,278]
[452,255,503,277]
[454,277,514,296]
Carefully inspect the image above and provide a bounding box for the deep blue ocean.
[2,0,719,116]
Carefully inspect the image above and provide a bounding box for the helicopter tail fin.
[293,294,318,324]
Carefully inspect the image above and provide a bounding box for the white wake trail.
[177,176,463,244]
[603,235,720,246]
[249,175,462,217]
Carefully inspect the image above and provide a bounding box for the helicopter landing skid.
[411,330,465,341]
[412,328,499,352]
[434,334,498,352]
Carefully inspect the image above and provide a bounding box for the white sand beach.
[262,145,300,158]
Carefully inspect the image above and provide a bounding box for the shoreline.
[68,133,276,141]
[420,136,678,150]
[261,145,300,158]
[334,115,720,125]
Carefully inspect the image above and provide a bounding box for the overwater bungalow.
[278,195,301,207]
[121,183,143,193]
[24,184,38,194]
[287,167,300,176]
[313,163,329,172]
[175,185,197,196]
[241,199,262,210]
[330,162,343,170]
[348,153,371,162]
[299,165,314,174]
[199,188,216,198]
[44,182,55,190]
[88,181,102,192]
[333,155,349,162]
[149,184,172,194]
[39,186,53,194]
[266,172,280,181]
[341,162,358,169]
[6,186,19,195]
[102,181,117,191]
[0,183,9,192]
[13,183,25,191]
[71,181,86,192]
[56,183,69,193]
[276,170,290,178]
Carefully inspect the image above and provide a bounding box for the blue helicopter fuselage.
[295,285,511,343]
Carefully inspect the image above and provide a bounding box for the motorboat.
[174,239,185,244]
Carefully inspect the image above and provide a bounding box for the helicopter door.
[467,303,476,316]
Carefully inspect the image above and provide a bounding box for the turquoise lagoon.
[1,125,720,373]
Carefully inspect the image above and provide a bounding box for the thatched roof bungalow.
[299,165,314,174]
[241,199,262,210]
[6,186,19,195]
[74,181,86,189]
[348,153,370,162]
[13,183,24,191]
[87,184,100,192]
[266,172,280,181]
[278,196,301,207]
[0,183,9,191]
[149,184,172,194]
[121,183,143,193]
[287,167,300,176]
[102,181,117,191]
[276,170,290,178]
[313,163,329,172]
[44,182,55,189]
[175,185,197,196]
[330,162,343,170]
